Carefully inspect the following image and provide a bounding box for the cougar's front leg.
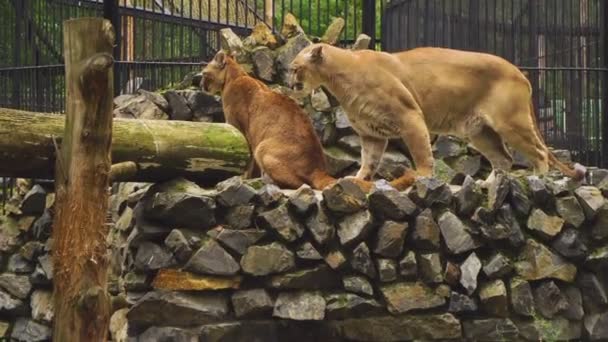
[355,135,388,181]
[399,110,434,177]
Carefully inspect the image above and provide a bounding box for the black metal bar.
[104,0,121,96]
[362,0,376,48]
[602,0,608,167]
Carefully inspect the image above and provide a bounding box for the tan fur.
[288,44,586,188]
[201,51,377,191]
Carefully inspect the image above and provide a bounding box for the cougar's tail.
[528,101,586,181]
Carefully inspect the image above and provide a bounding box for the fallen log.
[0,108,251,184]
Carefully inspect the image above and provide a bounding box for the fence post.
[602,0,608,167]
[362,0,376,48]
[103,0,121,96]
[12,0,24,108]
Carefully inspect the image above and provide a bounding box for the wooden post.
[52,17,115,342]
[265,0,274,29]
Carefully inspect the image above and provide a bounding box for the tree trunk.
[52,17,115,342]
[0,108,250,185]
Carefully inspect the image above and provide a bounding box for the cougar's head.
[201,50,231,95]
[287,44,327,99]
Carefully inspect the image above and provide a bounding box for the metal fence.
[382,0,608,168]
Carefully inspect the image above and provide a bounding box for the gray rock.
[207,227,265,255]
[497,204,525,247]
[321,17,345,44]
[7,254,33,274]
[343,276,374,297]
[456,175,483,216]
[527,175,553,208]
[482,253,513,279]
[350,243,376,278]
[113,93,169,120]
[450,155,482,178]
[163,90,193,121]
[438,211,481,255]
[334,107,352,130]
[463,319,519,341]
[418,253,443,284]
[561,285,584,321]
[509,278,534,317]
[219,28,246,62]
[257,203,304,242]
[324,146,358,176]
[0,273,31,299]
[487,171,510,211]
[448,291,478,313]
[509,177,532,217]
[460,252,481,295]
[376,150,412,181]
[551,228,588,261]
[373,221,408,258]
[585,312,608,340]
[164,229,193,262]
[368,183,417,220]
[311,88,332,112]
[526,208,564,240]
[10,318,51,342]
[534,280,569,319]
[433,136,466,158]
[275,34,311,83]
[305,203,335,245]
[268,264,341,289]
[399,251,417,278]
[127,291,229,327]
[137,326,198,342]
[337,210,375,247]
[376,259,398,282]
[251,46,275,82]
[240,242,295,276]
[479,279,509,317]
[412,209,440,250]
[577,272,608,313]
[142,178,216,229]
[134,242,176,273]
[550,177,577,196]
[575,186,605,220]
[30,290,53,323]
[128,204,173,247]
[337,134,362,155]
[380,281,445,314]
[322,178,367,214]
[184,239,240,276]
[19,185,46,215]
[288,184,317,215]
[514,239,577,282]
[332,314,462,341]
[325,293,383,319]
[115,205,134,232]
[255,184,284,207]
[556,196,586,227]
[224,204,254,229]
[0,288,26,314]
[216,176,256,207]
[515,317,582,341]
[480,223,512,241]
[231,289,274,318]
[591,204,608,241]
[124,272,150,292]
[351,33,372,50]
[138,89,169,111]
[412,177,452,207]
[273,291,325,320]
[585,246,608,272]
[296,242,323,261]
[19,241,44,261]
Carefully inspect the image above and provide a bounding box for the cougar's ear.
[310,45,323,63]
[214,50,227,68]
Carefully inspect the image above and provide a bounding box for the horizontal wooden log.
[0,108,251,184]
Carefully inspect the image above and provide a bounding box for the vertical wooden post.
[264,0,274,29]
[52,17,115,342]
